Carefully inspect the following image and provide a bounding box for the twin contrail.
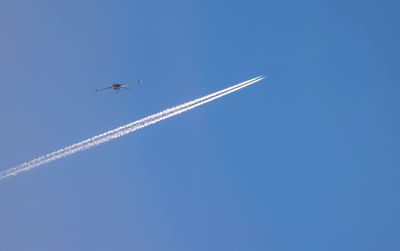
[0,76,266,181]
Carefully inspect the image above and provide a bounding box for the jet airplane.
[95,80,143,92]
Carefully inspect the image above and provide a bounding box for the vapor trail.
[0,76,265,180]
[13,76,262,168]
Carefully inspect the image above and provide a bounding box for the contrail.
[0,76,266,180]
[14,76,262,166]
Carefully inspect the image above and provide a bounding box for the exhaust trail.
[0,76,266,180]
[13,76,262,168]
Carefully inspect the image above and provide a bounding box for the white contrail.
[0,76,265,180]
[12,76,262,168]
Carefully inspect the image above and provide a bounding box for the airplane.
[95,80,143,92]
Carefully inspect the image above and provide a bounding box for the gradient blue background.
[1,0,399,250]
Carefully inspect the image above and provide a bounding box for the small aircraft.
[95,80,143,92]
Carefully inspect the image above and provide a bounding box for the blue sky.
[1,0,399,250]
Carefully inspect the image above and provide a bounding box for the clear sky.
[0,0,399,250]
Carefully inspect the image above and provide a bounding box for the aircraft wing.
[123,80,143,86]
[95,86,113,92]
